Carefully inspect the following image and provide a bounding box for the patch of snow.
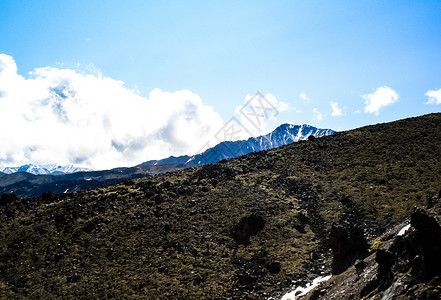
[64,188,69,193]
[397,224,411,236]
[280,275,331,300]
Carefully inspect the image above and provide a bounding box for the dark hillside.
[0,164,187,198]
[1,113,441,298]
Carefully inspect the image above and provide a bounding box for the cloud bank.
[0,54,224,170]
[362,86,398,115]
[425,88,441,105]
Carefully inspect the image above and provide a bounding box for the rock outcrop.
[329,224,369,275]
[303,201,441,300]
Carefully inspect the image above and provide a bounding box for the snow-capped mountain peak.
[1,164,91,175]
[141,123,335,167]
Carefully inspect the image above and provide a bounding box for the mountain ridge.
[0,164,187,198]
[140,123,334,167]
[1,164,91,176]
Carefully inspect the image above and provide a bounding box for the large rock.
[329,224,369,275]
[407,208,441,280]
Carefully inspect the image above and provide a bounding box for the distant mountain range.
[140,124,334,167]
[0,123,334,197]
[1,164,91,175]
[0,164,186,198]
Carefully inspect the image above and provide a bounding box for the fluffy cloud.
[362,86,399,115]
[425,88,441,104]
[299,91,310,102]
[0,54,223,170]
[313,108,323,121]
[330,101,345,117]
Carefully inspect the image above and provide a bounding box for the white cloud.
[261,93,289,112]
[362,86,399,115]
[0,54,223,170]
[233,92,289,139]
[313,108,323,121]
[299,91,310,102]
[330,101,345,117]
[425,88,441,104]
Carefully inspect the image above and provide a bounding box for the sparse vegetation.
[1,113,441,298]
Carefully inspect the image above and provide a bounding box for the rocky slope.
[1,113,441,299]
[300,197,441,300]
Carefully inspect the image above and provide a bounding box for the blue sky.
[0,1,440,169]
